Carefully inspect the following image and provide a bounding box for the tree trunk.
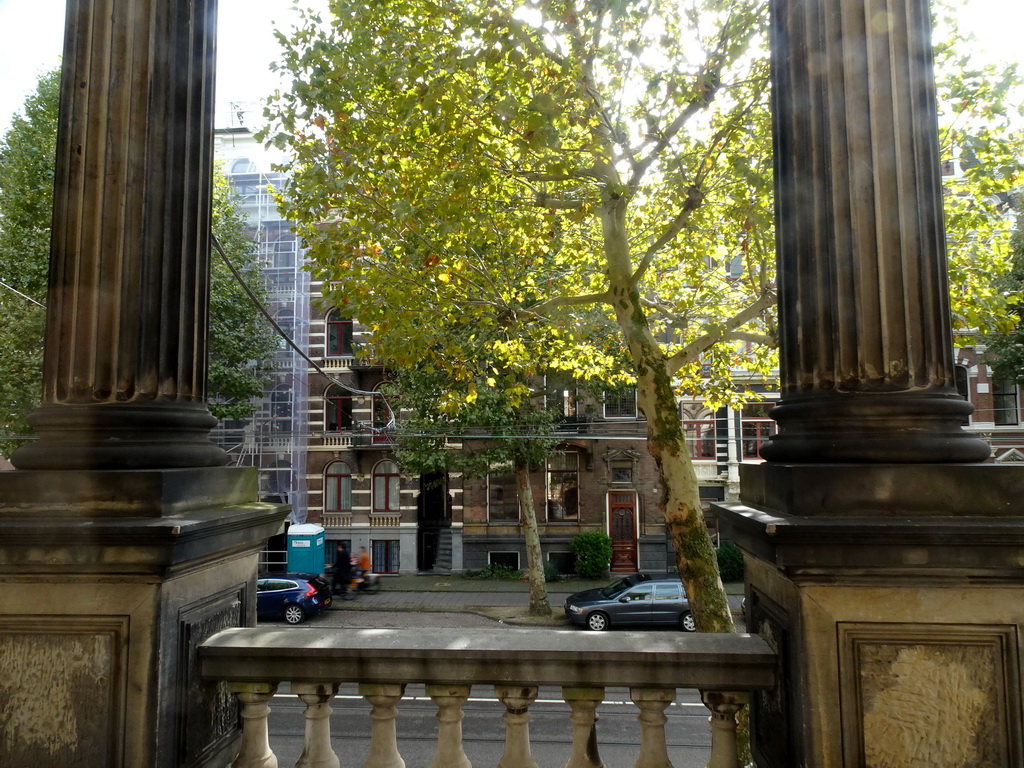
[601,195,734,634]
[515,460,551,616]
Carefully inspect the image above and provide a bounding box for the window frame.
[546,452,580,521]
[326,311,355,358]
[325,386,354,432]
[373,460,401,514]
[993,378,1019,426]
[323,460,353,514]
[603,387,638,419]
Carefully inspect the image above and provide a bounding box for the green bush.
[479,563,522,580]
[569,531,613,579]
[716,541,745,582]
[543,559,561,583]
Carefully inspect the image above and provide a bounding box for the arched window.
[324,461,352,513]
[326,310,354,357]
[373,460,401,514]
[325,385,354,432]
[372,383,396,444]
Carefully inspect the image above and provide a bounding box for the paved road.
[266,684,714,768]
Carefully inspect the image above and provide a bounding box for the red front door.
[608,491,638,572]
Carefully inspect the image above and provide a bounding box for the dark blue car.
[256,573,332,624]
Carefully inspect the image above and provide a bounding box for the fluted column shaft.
[12,0,227,469]
[762,0,988,463]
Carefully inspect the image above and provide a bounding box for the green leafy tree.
[263,0,1020,632]
[0,68,277,457]
[984,194,1024,380]
[264,0,774,634]
[933,6,1024,338]
[390,359,563,615]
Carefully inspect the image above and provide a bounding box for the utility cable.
[210,233,396,430]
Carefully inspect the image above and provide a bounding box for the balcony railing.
[200,626,775,768]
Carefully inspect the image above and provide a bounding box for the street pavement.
[301,573,746,630]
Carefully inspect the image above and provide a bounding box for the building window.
[324,461,352,513]
[373,460,401,513]
[610,463,633,484]
[372,385,396,444]
[371,540,400,574]
[326,311,355,357]
[741,403,777,459]
[270,384,291,434]
[325,386,354,432]
[487,469,519,523]
[327,539,352,567]
[993,378,1019,425]
[547,453,579,521]
[683,419,716,459]
[604,387,637,419]
[488,551,520,570]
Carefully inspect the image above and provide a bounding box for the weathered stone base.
[716,463,1024,768]
[0,467,290,768]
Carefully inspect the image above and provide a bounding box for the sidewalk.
[323,574,746,627]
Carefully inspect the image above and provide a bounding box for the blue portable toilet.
[287,523,326,575]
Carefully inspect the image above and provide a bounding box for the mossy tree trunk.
[601,194,734,634]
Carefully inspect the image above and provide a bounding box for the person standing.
[332,542,354,599]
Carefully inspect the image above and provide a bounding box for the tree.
[932,6,1024,339]
[264,0,776,633]
[0,68,277,457]
[389,360,563,615]
[262,0,1020,633]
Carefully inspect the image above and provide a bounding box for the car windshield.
[599,576,638,598]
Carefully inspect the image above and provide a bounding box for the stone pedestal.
[0,468,290,767]
[716,464,1024,767]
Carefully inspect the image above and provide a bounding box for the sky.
[0,0,1022,135]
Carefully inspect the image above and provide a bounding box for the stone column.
[714,0,1024,766]
[11,0,226,470]
[760,0,989,464]
[0,3,292,767]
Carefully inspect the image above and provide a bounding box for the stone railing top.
[201,627,775,691]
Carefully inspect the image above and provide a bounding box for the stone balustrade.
[200,626,775,768]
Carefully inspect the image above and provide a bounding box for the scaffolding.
[212,125,310,523]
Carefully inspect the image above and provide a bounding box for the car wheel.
[586,611,610,631]
[283,603,305,625]
[679,611,697,632]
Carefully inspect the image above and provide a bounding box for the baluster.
[495,685,539,768]
[630,687,675,768]
[229,682,279,768]
[360,683,407,768]
[294,682,341,768]
[426,684,472,768]
[562,687,604,768]
[701,691,747,768]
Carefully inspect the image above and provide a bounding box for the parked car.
[564,574,695,632]
[256,573,332,625]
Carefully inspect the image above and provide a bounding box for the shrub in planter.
[569,531,613,579]
[716,541,745,582]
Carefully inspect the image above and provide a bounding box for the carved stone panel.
[839,623,1021,767]
[0,616,128,767]
[173,586,247,768]
[748,590,792,768]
